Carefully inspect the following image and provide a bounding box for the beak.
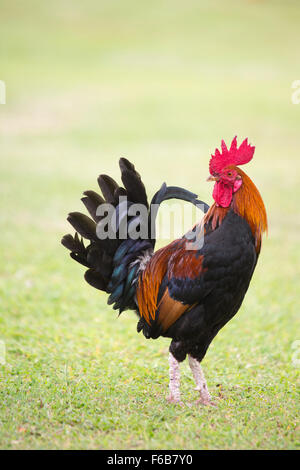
[207,175,219,182]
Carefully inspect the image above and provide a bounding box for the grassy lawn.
[0,0,299,449]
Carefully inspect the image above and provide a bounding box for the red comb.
[209,136,255,175]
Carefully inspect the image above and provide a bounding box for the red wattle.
[212,181,233,207]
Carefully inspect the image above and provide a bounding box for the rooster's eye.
[227,172,232,176]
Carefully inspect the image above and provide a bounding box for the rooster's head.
[207,136,255,208]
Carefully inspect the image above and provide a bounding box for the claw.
[195,398,217,407]
[167,395,184,406]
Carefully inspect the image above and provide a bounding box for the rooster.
[61,137,267,405]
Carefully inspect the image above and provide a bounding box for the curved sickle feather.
[148,184,209,247]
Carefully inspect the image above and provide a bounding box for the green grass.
[0,0,299,450]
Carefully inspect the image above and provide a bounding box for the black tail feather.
[67,212,97,241]
[84,269,107,290]
[70,251,90,268]
[97,174,119,204]
[119,158,148,208]
[62,158,209,316]
[61,233,85,254]
[81,190,105,222]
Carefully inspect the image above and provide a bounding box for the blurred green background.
[0,0,299,450]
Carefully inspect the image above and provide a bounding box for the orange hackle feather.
[203,205,228,232]
[232,167,268,252]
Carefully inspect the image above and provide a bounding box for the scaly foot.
[167,394,184,406]
[195,397,217,407]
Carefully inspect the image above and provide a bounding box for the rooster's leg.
[167,352,182,404]
[188,355,213,405]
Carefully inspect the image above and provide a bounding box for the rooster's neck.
[204,169,268,253]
